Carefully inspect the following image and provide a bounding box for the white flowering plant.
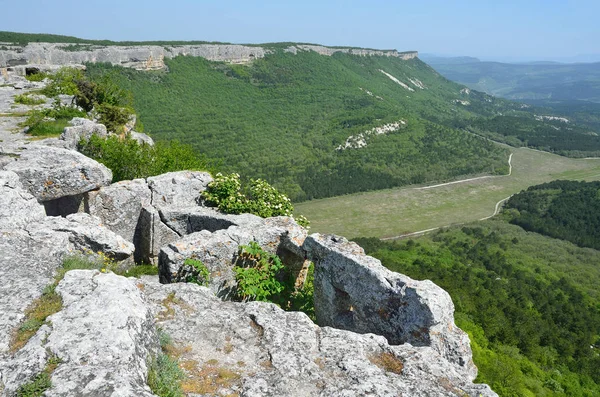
[203,173,310,228]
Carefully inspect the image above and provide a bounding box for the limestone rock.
[158,215,307,296]
[137,205,180,265]
[303,233,477,379]
[1,270,159,396]
[2,144,112,201]
[141,280,497,397]
[158,206,262,236]
[148,170,212,207]
[31,213,135,261]
[85,178,152,245]
[129,131,154,146]
[0,171,46,229]
[60,117,107,149]
[0,229,69,354]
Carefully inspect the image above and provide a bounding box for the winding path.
[382,152,514,240]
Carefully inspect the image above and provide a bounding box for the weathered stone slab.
[0,170,46,229]
[60,117,107,149]
[303,233,477,379]
[3,145,112,201]
[1,270,159,396]
[141,280,497,397]
[147,171,212,207]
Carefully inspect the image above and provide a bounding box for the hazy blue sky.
[3,0,599,61]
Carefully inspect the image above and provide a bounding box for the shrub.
[95,102,133,133]
[234,242,285,302]
[24,71,49,82]
[41,67,84,97]
[203,173,310,227]
[78,135,211,182]
[183,258,210,286]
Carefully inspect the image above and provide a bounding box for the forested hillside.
[83,51,545,201]
[355,220,600,396]
[504,180,600,249]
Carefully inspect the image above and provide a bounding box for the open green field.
[295,147,600,238]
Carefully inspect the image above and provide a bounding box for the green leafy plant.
[24,71,50,82]
[147,329,184,397]
[41,67,84,97]
[233,242,285,302]
[78,135,212,182]
[183,258,210,286]
[15,355,61,397]
[21,105,87,137]
[203,172,310,227]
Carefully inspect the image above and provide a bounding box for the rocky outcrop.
[59,117,108,149]
[0,171,46,229]
[1,270,159,396]
[142,279,495,397]
[147,171,212,207]
[0,42,269,71]
[0,42,418,72]
[295,45,418,60]
[2,144,112,202]
[304,234,476,379]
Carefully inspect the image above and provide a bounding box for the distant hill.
[424,56,600,103]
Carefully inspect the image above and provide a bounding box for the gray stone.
[158,215,308,296]
[0,171,46,229]
[85,178,152,245]
[148,170,212,207]
[158,206,262,236]
[137,205,180,265]
[31,213,135,261]
[60,117,107,149]
[141,280,497,397]
[2,144,112,201]
[303,233,477,379]
[129,131,154,146]
[0,229,69,354]
[1,270,159,396]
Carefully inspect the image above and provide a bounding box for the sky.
[2,0,599,62]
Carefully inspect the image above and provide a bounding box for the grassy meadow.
[295,147,600,238]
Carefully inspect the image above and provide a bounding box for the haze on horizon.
[3,0,599,63]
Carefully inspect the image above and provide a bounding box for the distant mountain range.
[421,54,600,103]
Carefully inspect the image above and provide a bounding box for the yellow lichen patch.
[180,360,242,395]
[369,352,404,375]
[157,292,195,321]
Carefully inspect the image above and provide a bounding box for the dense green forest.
[503,180,600,250]
[83,53,529,201]
[354,220,600,396]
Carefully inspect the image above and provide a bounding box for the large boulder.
[84,178,152,245]
[303,233,477,379]
[147,171,212,207]
[2,145,112,201]
[136,205,180,265]
[1,270,159,396]
[0,171,46,229]
[59,118,107,149]
[0,229,70,354]
[33,213,135,261]
[142,280,497,397]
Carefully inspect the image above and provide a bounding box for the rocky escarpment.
[0,77,493,396]
[0,42,418,72]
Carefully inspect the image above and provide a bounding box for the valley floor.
[295,147,600,238]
